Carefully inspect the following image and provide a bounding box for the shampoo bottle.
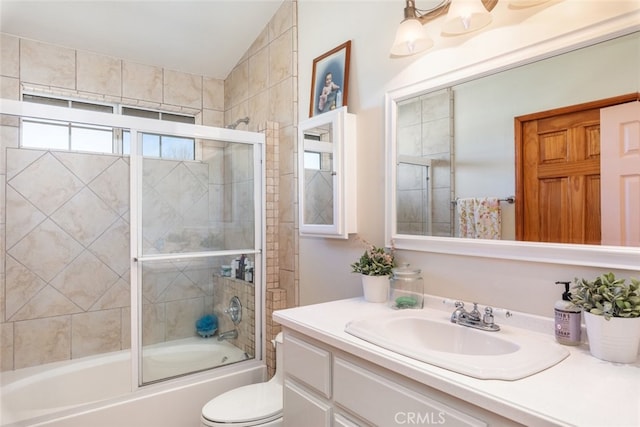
[554,281,582,345]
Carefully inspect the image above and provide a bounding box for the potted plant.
[571,272,640,363]
[351,243,395,303]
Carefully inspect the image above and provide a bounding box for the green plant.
[571,272,640,320]
[351,245,395,276]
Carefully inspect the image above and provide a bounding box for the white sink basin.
[345,309,569,380]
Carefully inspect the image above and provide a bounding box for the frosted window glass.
[71,126,113,153]
[22,121,69,150]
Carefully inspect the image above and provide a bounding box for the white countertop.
[273,296,640,427]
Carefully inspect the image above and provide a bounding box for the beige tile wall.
[0,33,224,126]
[213,276,256,357]
[303,169,334,225]
[3,148,131,368]
[0,0,298,375]
[396,89,454,237]
[0,32,261,371]
[1,146,255,369]
[224,0,298,375]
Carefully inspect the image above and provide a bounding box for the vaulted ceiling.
[0,0,286,79]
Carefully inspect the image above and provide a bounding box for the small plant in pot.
[571,272,640,363]
[351,243,395,303]
[350,245,395,277]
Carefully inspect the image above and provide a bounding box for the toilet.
[201,332,283,427]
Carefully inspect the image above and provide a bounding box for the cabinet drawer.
[284,334,332,398]
[284,379,332,427]
[334,358,487,427]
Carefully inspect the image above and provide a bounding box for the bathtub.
[1,337,264,427]
[142,337,249,383]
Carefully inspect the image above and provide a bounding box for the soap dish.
[393,296,419,309]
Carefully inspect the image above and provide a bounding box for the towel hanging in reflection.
[456,197,502,239]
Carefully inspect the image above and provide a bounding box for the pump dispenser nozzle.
[555,281,572,301]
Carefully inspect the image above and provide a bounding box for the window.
[21,95,196,160]
[122,132,195,160]
[21,119,115,153]
[303,151,322,170]
[21,95,116,154]
[21,119,70,151]
[23,94,114,114]
[122,107,195,124]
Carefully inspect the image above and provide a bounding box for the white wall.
[297,0,640,315]
[454,32,639,240]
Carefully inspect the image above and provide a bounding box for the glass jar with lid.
[389,263,424,309]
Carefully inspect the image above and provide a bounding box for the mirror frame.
[385,14,640,270]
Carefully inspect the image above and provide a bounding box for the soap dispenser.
[554,281,582,346]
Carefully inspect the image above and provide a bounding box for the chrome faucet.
[450,302,500,332]
[450,301,466,323]
[217,329,238,341]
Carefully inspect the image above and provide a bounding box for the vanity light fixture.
[441,0,492,35]
[390,0,498,57]
[390,0,436,57]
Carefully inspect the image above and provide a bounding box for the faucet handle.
[451,301,465,323]
[469,302,481,320]
[483,306,495,326]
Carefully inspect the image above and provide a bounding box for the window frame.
[21,93,197,160]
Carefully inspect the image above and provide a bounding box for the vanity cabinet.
[282,334,334,426]
[283,380,332,426]
[282,331,519,427]
[298,107,357,238]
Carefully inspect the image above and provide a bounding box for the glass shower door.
[133,134,262,385]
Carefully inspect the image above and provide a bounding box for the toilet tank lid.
[202,382,282,423]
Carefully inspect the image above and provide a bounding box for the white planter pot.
[584,311,640,363]
[361,275,390,303]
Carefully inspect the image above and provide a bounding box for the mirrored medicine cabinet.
[299,107,357,238]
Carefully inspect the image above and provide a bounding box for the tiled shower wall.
[396,89,454,237]
[213,277,255,356]
[0,35,226,127]
[0,144,255,370]
[0,31,262,370]
[303,169,334,225]
[224,0,298,377]
[3,148,131,369]
[0,0,296,376]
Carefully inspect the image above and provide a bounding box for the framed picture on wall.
[309,40,351,117]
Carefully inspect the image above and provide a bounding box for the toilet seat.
[201,381,282,427]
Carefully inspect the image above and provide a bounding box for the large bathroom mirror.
[386,24,640,269]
